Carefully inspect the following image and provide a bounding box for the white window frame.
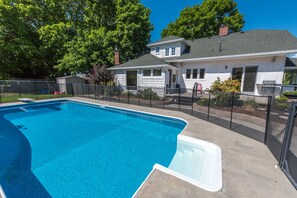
[156,46,160,53]
[165,48,169,56]
[143,69,151,76]
[171,47,176,56]
[199,68,205,79]
[186,69,191,79]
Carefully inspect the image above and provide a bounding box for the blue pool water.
[0,100,186,197]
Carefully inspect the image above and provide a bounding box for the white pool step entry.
[154,135,222,192]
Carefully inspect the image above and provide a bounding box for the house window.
[156,47,160,53]
[165,48,169,56]
[143,69,151,76]
[193,69,198,79]
[199,68,205,79]
[153,69,162,76]
[171,47,176,55]
[186,69,191,79]
[232,68,243,81]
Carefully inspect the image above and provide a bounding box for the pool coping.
[1,97,296,198]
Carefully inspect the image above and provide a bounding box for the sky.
[141,0,297,42]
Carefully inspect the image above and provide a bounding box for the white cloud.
[289,53,297,58]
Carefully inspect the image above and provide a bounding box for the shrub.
[213,92,240,107]
[244,98,258,109]
[283,91,297,96]
[272,95,289,111]
[137,88,160,100]
[210,78,241,93]
[197,98,210,106]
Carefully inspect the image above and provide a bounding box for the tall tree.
[0,0,152,79]
[161,0,244,40]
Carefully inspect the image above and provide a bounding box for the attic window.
[171,47,176,55]
[156,47,160,53]
[165,48,169,56]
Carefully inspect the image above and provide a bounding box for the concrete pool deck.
[1,97,296,197]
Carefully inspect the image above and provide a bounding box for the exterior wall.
[114,70,126,86]
[176,55,286,95]
[150,42,186,58]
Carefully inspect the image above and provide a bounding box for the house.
[108,27,297,96]
[282,57,297,92]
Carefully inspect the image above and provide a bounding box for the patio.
[75,97,296,198]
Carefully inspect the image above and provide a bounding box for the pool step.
[153,135,222,192]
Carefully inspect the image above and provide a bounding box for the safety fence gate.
[267,102,297,189]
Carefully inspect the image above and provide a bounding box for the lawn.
[0,93,73,103]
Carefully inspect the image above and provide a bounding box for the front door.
[243,66,258,92]
[126,70,137,90]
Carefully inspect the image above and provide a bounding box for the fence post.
[230,92,235,130]
[150,88,152,107]
[18,82,21,97]
[94,84,97,99]
[35,81,38,100]
[138,87,140,106]
[207,93,211,121]
[191,88,194,116]
[102,85,104,101]
[71,83,74,97]
[264,96,273,144]
[128,86,130,104]
[118,85,120,103]
[178,88,181,111]
[82,84,84,97]
[109,85,112,102]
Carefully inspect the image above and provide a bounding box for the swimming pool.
[0,100,186,197]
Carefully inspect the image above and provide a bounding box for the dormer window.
[165,48,169,56]
[171,47,176,56]
[156,47,160,53]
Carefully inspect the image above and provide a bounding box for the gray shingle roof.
[167,30,297,60]
[148,36,184,46]
[286,57,297,67]
[109,54,167,69]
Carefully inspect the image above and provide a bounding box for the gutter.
[107,64,177,70]
[166,50,297,63]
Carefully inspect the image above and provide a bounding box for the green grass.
[0,93,73,103]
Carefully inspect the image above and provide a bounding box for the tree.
[161,0,244,40]
[88,64,114,85]
[0,0,152,79]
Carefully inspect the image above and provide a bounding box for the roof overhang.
[166,49,297,63]
[147,38,187,47]
[107,64,178,70]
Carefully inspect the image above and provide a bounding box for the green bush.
[210,77,241,93]
[283,91,297,96]
[103,86,117,97]
[273,95,289,111]
[213,92,240,107]
[244,98,258,108]
[137,88,160,100]
[197,98,210,106]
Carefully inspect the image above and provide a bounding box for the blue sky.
[141,0,297,42]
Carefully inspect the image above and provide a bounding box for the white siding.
[114,70,126,86]
[177,56,286,95]
[138,69,166,88]
[150,42,186,58]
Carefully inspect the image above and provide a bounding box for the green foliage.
[244,98,258,109]
[161,0,244,40]
[212,92,240,107]
[0,0,152,78]
[210,78,241,93]
[283,91,297,96]
[197,98,210,106]
[273,95,289,111]
[137,88,160,100]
